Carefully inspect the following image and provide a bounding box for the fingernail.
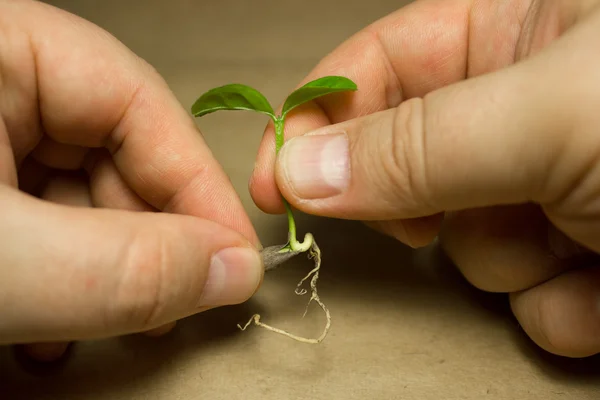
[199,247,263,307]
[279,132,350,199]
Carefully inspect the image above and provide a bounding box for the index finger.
[249,0,530,213]
[2,1,258,244]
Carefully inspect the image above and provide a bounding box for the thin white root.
[237,240,331,344]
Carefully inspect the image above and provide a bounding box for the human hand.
[250,0,600,358]
[0,1,263,361]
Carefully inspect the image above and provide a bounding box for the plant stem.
[274,116,312,253]
[274,116,286,154]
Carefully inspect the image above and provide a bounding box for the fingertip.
[143,321,177,337]
[368,215,443,248]
[248,164,286,214]
[249,125,285,214]
[405,214,444,247]
[510,267,600,358]
[251,101,331,214]
[22,342,71,363]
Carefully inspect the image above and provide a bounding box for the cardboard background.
[1,1,600,398]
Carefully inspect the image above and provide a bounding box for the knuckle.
[162,164,210,213]
[107,230,170,332]
[379,98,433,214]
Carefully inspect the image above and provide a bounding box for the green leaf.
[191,84,275,119]
[281,76,357,117]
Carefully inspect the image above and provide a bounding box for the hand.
[250,0,600,358]
[0,1,263,361]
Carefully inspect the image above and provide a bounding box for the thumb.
[0,186,263,344]
[274,27,597,226]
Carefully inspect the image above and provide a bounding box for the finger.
[440,205,588,293]
[364,214,443,249]
[1,1,258,245]
[85,150,155,211]
[250,0,535,212]
[0,119,18,187]
[510,267,600,358]
[21,342,71,363]
[0,186,263,344]
[38,175,177,340]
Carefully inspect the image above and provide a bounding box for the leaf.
[281,76,357,117]
[191,84,275,119]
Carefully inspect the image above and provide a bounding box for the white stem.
[289,232,314,253]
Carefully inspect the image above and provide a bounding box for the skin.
[4,0,600,363]
[251,0,600,358]
[0,0,264,361]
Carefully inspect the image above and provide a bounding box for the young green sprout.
[191,76,357,343]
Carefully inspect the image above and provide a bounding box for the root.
[237,240,330,344]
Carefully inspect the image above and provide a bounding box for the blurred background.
[1,1,600,399]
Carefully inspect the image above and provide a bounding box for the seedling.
[191,76,357,343]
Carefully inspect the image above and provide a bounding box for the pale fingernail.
[278,133,350,199]
[199,247,263,307]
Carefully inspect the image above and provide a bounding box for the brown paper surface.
[2,1,600,399]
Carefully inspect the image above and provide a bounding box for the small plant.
[191,76,357,343]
